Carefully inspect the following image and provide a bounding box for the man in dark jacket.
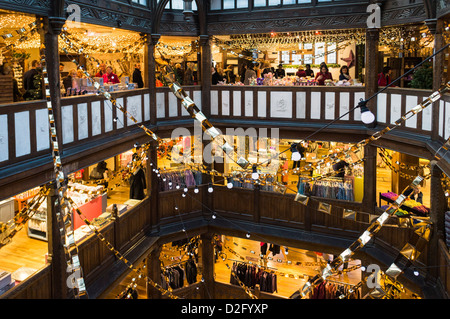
[23,60,42,100]
[132,64,144,88]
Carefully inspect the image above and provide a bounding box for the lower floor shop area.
[0,146,147,295]
[104,235,419,299]
[0,135,435,298]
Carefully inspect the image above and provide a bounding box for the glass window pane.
[315,42,325,65]
[192,0,197,10]
[237,0,248,8]
[281,51,290,63]
[304,43,313,50]
[283,0,296,4]
[211,0,221,10]
[172,0,184,9]
[327,43,337,64]
[224,0,235,9]
[165,1,170,9]
[298,0,311,3]
[292,52,302,64]
[254,0,266,7]
[269,0,280,5]
[304,54,313,65]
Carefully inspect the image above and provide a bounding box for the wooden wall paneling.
[0,265,52,299]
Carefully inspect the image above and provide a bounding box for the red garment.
[103,72,120,84]
[296,70,307,77]
[315,71,333,85]
[377,72,391,86]
[95,71,105,78]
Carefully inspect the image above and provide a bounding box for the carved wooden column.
[200,232,215,298]
[365,28,379,121]
[146,244,163,299]
[199,35,212,117]
[41,16,66,155]
[426,18,444,140]
[362,144,377,214]
[42,14,68,299]
[46,183,68,298]
[427,161,447,281]
[144,34,161,126]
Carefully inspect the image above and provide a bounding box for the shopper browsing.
[95,63,107,77]
[378,66,392,86]
[132,64,144,88]
[315,64,333,85]
[305,64,314,77]
[23,60,42,100]
[244,63,256,85]
[275,64,285,79]
[103,66,120,84]
[296,66,307,78]
[339,65,352,82]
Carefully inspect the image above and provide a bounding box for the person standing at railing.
[132,63,144,88]
[305,64,314,78]
[95,63,107,77]
[315,64,333,85]
[103,66,120,84]
[275,64,285,79]
[23,60,42,100]
[377,66,392,87]
[339,65,352,82]
[244,63,256,85]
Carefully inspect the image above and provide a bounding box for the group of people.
[210,61,355,86]
[61,63,145,93]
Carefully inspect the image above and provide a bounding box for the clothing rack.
[325,278,357,286]
[229,259,278,271]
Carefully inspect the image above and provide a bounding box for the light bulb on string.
[212,212,217,219]
[252,165,259,180]
[194,186,199,194]
[413,268,419,276]
[361,265,366,272]
[246,232,251,238]
[183,186,188,193]
[208,183,214,193]
[227,178,233,189]
[175,183,180,190]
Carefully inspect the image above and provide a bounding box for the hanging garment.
[129,167,147,200]
[185,258,198,284]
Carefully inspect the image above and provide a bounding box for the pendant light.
[208,183,214,193]
[251,165,259,180]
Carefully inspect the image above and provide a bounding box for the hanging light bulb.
[183,186,188,193]
[212,213,217,219]
[168,180,173,187]
[413,268,419,276]
[246,232,251,238]
[227,178,233,189]
[182,193,186,198]
[175,183,180,190]
[360,265,366,272]
[194,186,199,193]
[208,183,214,193]
[358,100,375,124]
[252,165,259,180]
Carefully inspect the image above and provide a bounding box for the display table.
[379,192,429,216]
[72,193,107,230]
